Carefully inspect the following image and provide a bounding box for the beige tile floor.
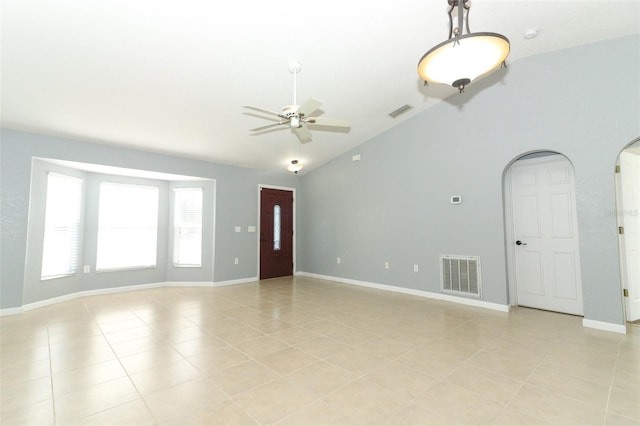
[1,276,639,425]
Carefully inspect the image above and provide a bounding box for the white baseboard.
[3,275,627,336]
[213,277,258,287]
[20,282,167,313]
[582,318,627,334]
[165,281,215,287]
[297,272,511,313]
[0,278,257,316]
[0,306,23,316]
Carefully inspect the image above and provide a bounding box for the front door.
[260,188,293,280]
[509,155,584,315]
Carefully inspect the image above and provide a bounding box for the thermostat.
[450,195,462,204]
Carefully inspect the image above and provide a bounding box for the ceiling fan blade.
[293,124,313,143]
[250,121,287,132]
[305,117,350,128]
[242,105,282,118]
[297,97,324,117]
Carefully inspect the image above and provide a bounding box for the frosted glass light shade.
[288,161,303,173]
[418,32,510,89]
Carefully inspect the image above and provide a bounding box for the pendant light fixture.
[418,0,510,93]
[288,159,303,174]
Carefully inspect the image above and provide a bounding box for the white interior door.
[619,150,640,321]
[509,155,584,315]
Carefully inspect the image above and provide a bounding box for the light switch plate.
[235,226,241,232]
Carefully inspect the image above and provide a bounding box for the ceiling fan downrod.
[289,61,301,107]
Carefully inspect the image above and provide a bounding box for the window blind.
[173,187,203,266]
[41,173,83,280]
[96,182,159,271]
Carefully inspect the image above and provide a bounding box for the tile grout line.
[46,314,57,426]
[126,306,166,426]
[602,337,622,426]
[90,302,159,425]
[4,280,638,425]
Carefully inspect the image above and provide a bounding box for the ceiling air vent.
[440,255,482,298]
[388,104,413,118]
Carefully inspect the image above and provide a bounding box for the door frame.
[503,151,580,308]
[257,184,296,280]
[615,137,640,322]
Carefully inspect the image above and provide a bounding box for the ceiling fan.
[243,61,350,144]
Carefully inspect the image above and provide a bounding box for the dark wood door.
[260,188,293,280]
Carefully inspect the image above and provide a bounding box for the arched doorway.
[504,151,584,315]
[616,138,640,323]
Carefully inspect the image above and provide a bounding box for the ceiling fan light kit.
[418,0,510,93]
[243,61,350,144]
[288,159,303,174]
[245,2,510,173]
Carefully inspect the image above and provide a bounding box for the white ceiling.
[2,1,639,174]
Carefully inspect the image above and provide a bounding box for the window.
[41,173,83,280]
[96,182,159,271]
[273,204,281,251]
[173,187,203,266]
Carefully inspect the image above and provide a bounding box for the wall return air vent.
[440,255,482,298]
[388,104,413,118]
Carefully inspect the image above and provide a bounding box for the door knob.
[516,240,527,246]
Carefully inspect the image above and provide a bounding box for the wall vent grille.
[440,255,482,298]
[388,104,413,118]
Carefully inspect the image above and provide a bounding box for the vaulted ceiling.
[2,1,638,173]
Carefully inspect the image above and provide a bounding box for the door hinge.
[619,226,625,235]
[623,288,629,297]
[615,165,621,173]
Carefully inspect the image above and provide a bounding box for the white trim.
[164,281,214,287]
[297,272,511,313]
[210,179,217,284]
[257,185,296,280]
[509,153,566,166]
[20,282,166,312]
[504,167,518,306]
[2,276,629,336]
[0,307,24,316]
[582,318,627,334]
[0,278,257,316]
[213,277,258,287]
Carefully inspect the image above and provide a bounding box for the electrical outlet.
[83,265,90,273]
[384,262,390,269]
[414,264,419,272]
[337,257,341,264]
[234,258,239,265]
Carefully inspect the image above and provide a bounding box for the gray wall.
[2,36,638,326]
[0,130,298,309]
[297,35,640,325]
